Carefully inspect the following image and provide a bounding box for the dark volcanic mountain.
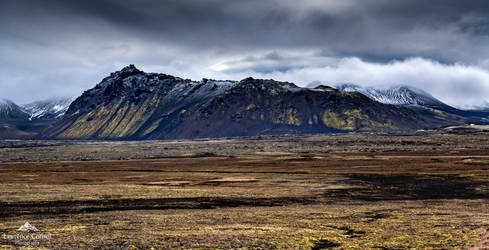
[39,65,429,140]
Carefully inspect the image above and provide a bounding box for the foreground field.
[1,132,489,248]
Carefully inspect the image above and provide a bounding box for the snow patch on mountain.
[22,97,73,120]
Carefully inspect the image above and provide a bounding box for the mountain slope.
[151,80,428,139]
[39,65,429,140]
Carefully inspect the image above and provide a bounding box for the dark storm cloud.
[4,0,489,61]
[2,0,489,107]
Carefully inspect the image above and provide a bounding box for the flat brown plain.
[0,132,489,248]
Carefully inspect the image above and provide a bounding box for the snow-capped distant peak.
[0,99,30,120]
[334,84,446,107]
[22,97,74,120]
[0,99,22,112]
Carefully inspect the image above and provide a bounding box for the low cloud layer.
[1,0,489,108]
[212,55,489,109]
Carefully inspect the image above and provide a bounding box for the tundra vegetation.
[1,131,489,248]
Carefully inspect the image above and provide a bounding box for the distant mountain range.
[0,97,73,139]
[0,97,72,121]
[39,65,428,140]
[2,65,489,140]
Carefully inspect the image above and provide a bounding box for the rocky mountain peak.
[237,78,299,91]
[120,64,140,73]
[107,64,143,80]
[314,85,338,92]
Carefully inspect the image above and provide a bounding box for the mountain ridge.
[39,65,429,140]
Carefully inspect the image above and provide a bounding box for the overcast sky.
[2,0,489,108]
